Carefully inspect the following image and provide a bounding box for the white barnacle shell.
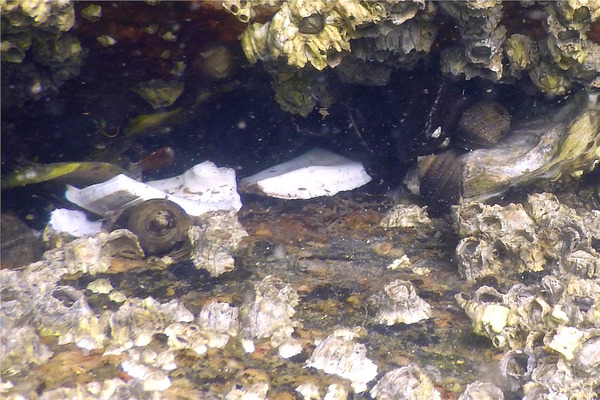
[306,330,378,394]
[456,286,518,345]
[499,350,529,392]
[458,381,504,400]
[370,365,441,400]
[546,326,585,361]
[379,204,433,230]
[374,279,432,325]
[572,330,600,375]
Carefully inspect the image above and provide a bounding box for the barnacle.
[374,279,432,325]
[370,365,441,400]
[1,0,86,106]
[188,209,248,276]
[240,275,301,348]
[306,328,378,394]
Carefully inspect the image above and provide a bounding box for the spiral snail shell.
[125,199,190,256]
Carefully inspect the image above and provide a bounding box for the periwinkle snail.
[125,199,190,256]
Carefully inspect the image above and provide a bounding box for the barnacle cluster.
[1,0,86,107]
[454,192,600,281]
[455,193,600,398]
[440,0,600,93]
[240,275,302,355]
[230,0,600,115]
[0,228,289,396]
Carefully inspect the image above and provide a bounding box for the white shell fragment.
[147,160,241,212]
[306,328,378,393]
[370,365,441,400]
[47,208,102,238]
[374,280,432,325]
[239,148,372,199]
[65,161,241,217]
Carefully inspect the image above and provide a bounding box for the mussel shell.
[418,149,463,214]
[457,101,511,149]
[125,199,190,256]
[298,14,324,35]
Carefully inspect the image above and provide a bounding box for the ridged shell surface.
[457,101,511,149]
[418,149,463,213]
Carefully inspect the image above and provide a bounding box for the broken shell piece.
[66,161,241,217]
[374,279,432,325]
[370,365,441,400]
[306,329,378,394]
[239,149,372,199]
[46,208,102,239]
[147,161,241,213]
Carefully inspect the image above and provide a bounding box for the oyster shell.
[460,90,600,203]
